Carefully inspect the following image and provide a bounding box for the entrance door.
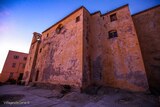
[18,73,23,80]
[35,70,39,81]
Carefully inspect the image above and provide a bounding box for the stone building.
[0,50,28,82]
[132,5,160,94]
[23,4,159,93]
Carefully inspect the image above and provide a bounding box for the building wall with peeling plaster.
[82,8,92,88]
[23,5,152,92]
[29,8,84,87]
[132,5,160,94]
[82,5,149,91]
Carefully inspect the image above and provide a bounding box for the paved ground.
[0,85,159,107]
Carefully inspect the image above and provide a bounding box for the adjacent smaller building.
[0,73,1,82]
[0,50,28,82]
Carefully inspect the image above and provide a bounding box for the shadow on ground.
[0,85,159,107]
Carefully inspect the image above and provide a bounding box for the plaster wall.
[34,9,83,87]
[132,6,160,94]
[88,6,148,91]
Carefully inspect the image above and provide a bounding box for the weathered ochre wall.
[24,5,150,92]
[1,50,28,82]
[34,9,83,87]
[87,5,149,91]
[82,8,92,88]
[132,5,160,94]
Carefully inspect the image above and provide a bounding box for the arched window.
[108,30,118,39]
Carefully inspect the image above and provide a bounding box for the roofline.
[42,4,129,33]
[101,4,129,16]
[9,50,28,55]
[42,6,85,33]
[90,4,128,17]
[91,11,101,15]
[132,4,160,16]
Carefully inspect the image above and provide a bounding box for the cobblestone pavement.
[0,85,159,107]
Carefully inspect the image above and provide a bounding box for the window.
[14,55,19,59]
[35,70,39,81]
[56,24,63,34]
[18,73,23,81]
[46,33,49,37]
[12,63,16,68]
[22,64,25,68]
[76,16,80,23]
[110,13,117,22]
[23,57,27,61]
[108,30,118,39]
[39,48,42,53]
[9,72,14,79]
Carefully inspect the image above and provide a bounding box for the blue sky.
[0,0,160,73]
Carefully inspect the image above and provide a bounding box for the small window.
[39,48,42,53]
[14,55,19,59]
[56,24,63,34]
[108,30,118,39]
[46,33,49,37]
[35,70,39,81]
[18,73,23,81]
[23,57,27,61]
[110,13,117,22]
[22,64,25,68]
[76,16,80,23]
[9,72,14,79]
[12,63,16,68]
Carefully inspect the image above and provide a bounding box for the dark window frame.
[108,30,118,39]
[35,70,39,81]
[23,57,27,61]
[12,63,16,68]
[9,72,14,79]
[76,16,80,23]
[39,48,42,53]
[14,55,19,59]
[22,64,25,68]
[110,13,117,22]
[56,24,63,34]
[46,33,49,37]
